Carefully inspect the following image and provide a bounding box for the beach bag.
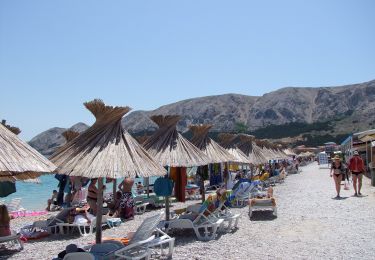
[154,177,173,196]
[344,182,350,190]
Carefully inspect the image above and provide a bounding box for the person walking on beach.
[330,155,345,198]
[348,151,365,196]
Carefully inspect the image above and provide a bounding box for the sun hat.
[353,151,359,156]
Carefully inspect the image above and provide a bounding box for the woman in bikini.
[87,179,99,215]
[330,155,345,198]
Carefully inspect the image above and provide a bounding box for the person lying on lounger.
[67,206,95,225]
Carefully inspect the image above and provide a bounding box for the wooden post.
[95,178,104,244]
[112,179,117,203]
[165,166,170,221]
[145,177,150,197]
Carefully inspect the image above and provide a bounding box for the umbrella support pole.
[95,178,104,244]
[165,196,170,221]
[112,179,117,204]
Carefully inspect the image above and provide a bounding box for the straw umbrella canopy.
[218,133,250,163]
[0,122,56,182]
[50,99,166,243]
[189,124,236,202]
[189,124,236,163]
[253,140,270,163]
[237,134,260,164]
[143,115,211,167]
[143,115,210,220]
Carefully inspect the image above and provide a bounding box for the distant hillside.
[29,80,375,155]
[28,122,89,157]
[122,80,375,135]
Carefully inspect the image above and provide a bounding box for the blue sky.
[1,0,374,141]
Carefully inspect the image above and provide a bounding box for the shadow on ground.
[249,211,277,221]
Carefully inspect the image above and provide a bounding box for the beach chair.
[63,252,95,260]
[207,191,240,231]
[230,181,261,208]
[96,212,174,260]
[248,197,277,218]
[134,196,149,215]
[57,215,108,236]
[6,198,26,217]
[0,231,23,250]
[31,207,72,233]
[161,202,224,241]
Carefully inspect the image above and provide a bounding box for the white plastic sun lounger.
[95,212,174,260]
[161,203,224,241]
[0,231,23,250]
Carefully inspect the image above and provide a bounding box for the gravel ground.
[2,162,375,260]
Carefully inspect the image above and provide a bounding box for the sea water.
[3,175,159,210]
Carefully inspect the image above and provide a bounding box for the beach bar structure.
[0,120,56,182]
[50,99,166,243]
[143,115,210,220]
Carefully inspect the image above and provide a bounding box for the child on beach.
[0,204,11,237]
[46,190,58,211]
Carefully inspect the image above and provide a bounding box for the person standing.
[330,155,345,198]
[118,178,135,220]
[348,151,365,196]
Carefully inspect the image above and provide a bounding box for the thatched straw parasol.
[236,134,259,164]
[189,124,236,202]
[51,99,166,243]
[143,115,210,220]
[218,133,250,163]
[0,121,56,182]
[190,125,236,164]
[143,115,210,167]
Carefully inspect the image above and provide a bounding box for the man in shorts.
[348,151,365,196]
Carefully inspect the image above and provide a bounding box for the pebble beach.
[3,162,375,260]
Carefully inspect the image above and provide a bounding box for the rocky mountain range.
[29,80,375,156]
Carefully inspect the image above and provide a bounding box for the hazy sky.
[1,0,374,141]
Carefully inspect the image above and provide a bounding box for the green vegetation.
[234,121,248,133]
[296,133,349,147]
[248,121,333,139]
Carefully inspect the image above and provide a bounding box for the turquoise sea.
[3,175,158,210]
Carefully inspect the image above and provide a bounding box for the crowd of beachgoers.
[2,160,375,259]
